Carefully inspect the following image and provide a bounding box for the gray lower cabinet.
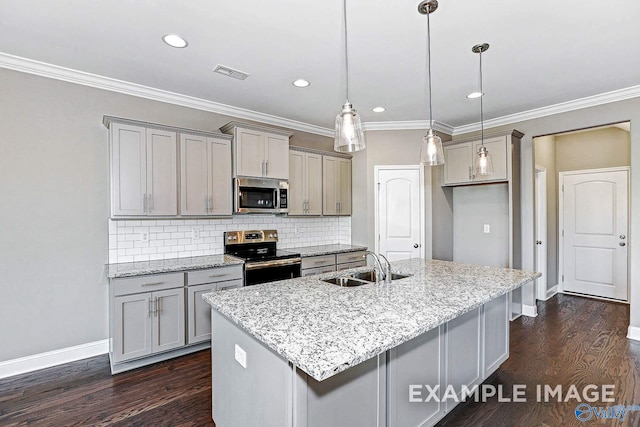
[111,272,185,364]
[186,266,243,345]
[301,251,366,276]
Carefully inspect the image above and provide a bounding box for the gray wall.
[453,184,509,268]
[0,68,333,362]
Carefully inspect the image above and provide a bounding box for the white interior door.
[561,168,628,301]
[535,168,548,300]
[376,166,424,261]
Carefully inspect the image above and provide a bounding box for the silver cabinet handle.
[265,160,268,176]
[141,281,164,287]
[148,194,153,213]
[620,235,626,239]
[208,273,228,278]
[143,193,147,213]
[156,297,161,315]
[204,197,209,213]
[620,242,626,246]
[262,161,266,176]
[148,298,155,317]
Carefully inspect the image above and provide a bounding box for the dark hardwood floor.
[1,294,638,426]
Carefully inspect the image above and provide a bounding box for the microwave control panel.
[279,189,288,208]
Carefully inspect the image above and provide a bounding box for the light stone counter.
[203,258,540,382]
[288,243,367,257]
[106,254,244,278]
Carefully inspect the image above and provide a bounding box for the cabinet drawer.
[336,251,365,265]
[113,272,184,296]
[336,261,366,271]
[213,279,244,291]
[302,265,336,277]
[187,265,243,286]
[301,254,336,269]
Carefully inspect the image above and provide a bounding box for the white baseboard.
[628,326,640,342]
[0,339,109,379]
[522,304,538,317]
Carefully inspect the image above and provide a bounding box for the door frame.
[374,165,429,259]
[558,166,630,299]
[534,166,548,301]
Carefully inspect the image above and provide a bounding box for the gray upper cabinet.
[220,122,292,180]
[109,121,178,216]
[180,133,232,216]
[323,155,352,216]
[443,135,510,186]
[289,149,322,216]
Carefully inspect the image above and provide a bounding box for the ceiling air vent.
[213,65,249,80]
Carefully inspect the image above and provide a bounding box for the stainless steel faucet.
[364,251,391,284]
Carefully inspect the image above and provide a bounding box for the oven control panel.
[224,230,279,245]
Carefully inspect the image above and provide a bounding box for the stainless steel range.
[224,230,301,286]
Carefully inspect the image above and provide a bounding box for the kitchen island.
[203,258,539,427]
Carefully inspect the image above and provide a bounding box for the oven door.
[244,258,302,286]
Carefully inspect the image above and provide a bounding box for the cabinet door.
[113,293,152,363]
[152,288,185,353]
[208,137,232,216]
[306,153,323,215]
[265,133,289,179]
[472,136,508,182]
[146,129,177,215]
[180,134,209,216]
[288,151,306,215]
[110,123,147,216]
[443,142,473,185]
[235,128,265,177]
[337,158,352,215]
[483,293,509,377]
[187,283,215,344]
[322,156,338,215]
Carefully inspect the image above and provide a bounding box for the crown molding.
[453,85,640,135]
[363,120,455,135]
[0,52,335,138]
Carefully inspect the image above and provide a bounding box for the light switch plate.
[191,228,201,241]
[139,231,149,242]
[234,344,247,368]
[483,224,491,234]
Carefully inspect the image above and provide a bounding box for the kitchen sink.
[322,277,370,287]
[323,271,412,287]
[349,271,412,282]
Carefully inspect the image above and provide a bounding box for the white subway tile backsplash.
[108,216,351,263]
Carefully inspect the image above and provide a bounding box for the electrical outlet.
[191,228,201,241]
[234,344,247,368]
[139,231,149,242]
[483,224,491,234]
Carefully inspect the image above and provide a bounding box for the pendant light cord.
[479,49,485,147]
[426,9,433,128]
[343,0,350,103]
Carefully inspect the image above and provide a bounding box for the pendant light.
[472,43,493,176]
[334,0,366,153]
[418,0,444,166]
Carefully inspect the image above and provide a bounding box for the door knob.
[413,243,419,248]
[620,242,626,246]
[536,240,542,245]
[620,235,626,239]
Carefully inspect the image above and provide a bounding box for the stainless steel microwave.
[234,177,289,214]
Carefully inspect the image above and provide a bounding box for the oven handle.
[245,258,302,271]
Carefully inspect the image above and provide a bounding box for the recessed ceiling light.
[372,107,386,113]
[467,91,483,99]
[162,34,188,48]
[292,79,310,88]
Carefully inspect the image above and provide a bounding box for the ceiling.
[1,0,639,133]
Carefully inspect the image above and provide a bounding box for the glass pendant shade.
[475,145,494,175]
[420,128,444,165]
[334,102,366,153]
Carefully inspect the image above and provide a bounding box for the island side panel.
[211,310,293,427]
[387,325,445,427]
[483,293,510,377]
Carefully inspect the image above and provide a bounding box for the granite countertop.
[106,254,244,278]
[203,258,540,382]
[288,244,367,257]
